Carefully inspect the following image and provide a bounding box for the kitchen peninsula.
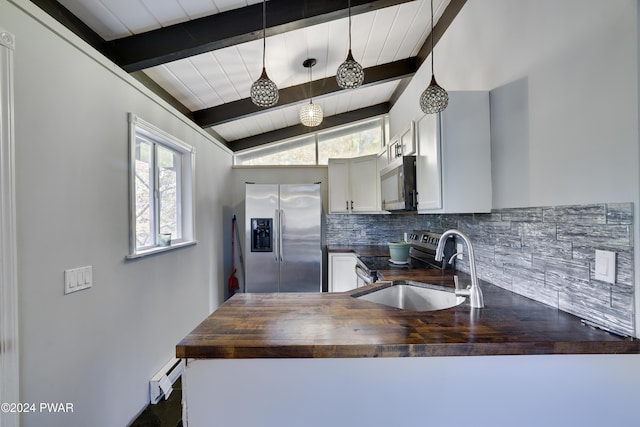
[177,271,640,427]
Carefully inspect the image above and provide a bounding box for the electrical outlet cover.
[594,250,615,284]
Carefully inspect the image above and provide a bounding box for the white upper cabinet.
[328,154,382,214]
[416,91,492,214]
[387,121,415,165]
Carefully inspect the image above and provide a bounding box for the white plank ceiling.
[54,0,450,146]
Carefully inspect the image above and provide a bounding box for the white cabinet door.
[328,154,381,214]
[416,113,442,210]
[388,137,402,163]
[388,121,415,161]
[399,121,416,156]
[416,91,492,214]
[328,253,358,292]
[328,158,350,213]
[376,148,388,173]
[439,92,492,213]
[349,154,379,212]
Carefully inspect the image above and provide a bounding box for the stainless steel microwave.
[380,156,417,212]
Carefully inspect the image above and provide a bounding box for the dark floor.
[129,378,182,427]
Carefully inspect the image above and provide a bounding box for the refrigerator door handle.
[273,209,279,261]
[279,209,284,261]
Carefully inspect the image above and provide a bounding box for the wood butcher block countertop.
[177,268,640,359]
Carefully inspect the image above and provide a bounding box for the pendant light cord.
[309,65,313,103]
[348,0,352,51]
[262,0,267,69]
[430,0,434,76]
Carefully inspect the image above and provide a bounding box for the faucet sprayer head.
[434,235,449,262]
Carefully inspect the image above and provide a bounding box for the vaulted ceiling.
[31,0,466,151]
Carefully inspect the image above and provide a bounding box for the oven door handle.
[355,264,375,285]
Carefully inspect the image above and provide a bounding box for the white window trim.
[127,113,196,259]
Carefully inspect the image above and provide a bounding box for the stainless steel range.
[355,230,456,285]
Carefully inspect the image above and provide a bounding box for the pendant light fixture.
[336,0,364,89]
[250,0,279,107]
[419,0,448,114]
[300,58,323,127]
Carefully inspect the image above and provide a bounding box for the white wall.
[1,1,233,425]
[184,355,640,427]
[390,0,640,335]
[637,0,640,346]
[391,0,638,207]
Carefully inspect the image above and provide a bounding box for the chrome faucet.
[435,229,484,308]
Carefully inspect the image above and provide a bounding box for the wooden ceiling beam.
[105,0,417,73]
[390,0,467,106]
[194,58,416,128]
[229,103,389,152]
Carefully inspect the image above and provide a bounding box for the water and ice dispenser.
[250,218,272,252]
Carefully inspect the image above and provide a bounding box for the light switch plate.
[594,250,615,284]
[64,266,93,294]
[456,243,464,260]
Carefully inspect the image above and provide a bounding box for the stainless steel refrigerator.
[245,183,322,293]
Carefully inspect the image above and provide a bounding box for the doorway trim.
[0,27,19,427]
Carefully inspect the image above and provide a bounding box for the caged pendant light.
[336,0,364,89]
[300,59,323,127]
[250,0,279,107]
[419,0,448,114]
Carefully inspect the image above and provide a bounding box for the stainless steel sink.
[354,282,465,311]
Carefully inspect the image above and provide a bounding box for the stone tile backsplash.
[326,203,635,336]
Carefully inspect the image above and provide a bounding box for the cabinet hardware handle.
[351,200,354,210]
[346,201,349,210]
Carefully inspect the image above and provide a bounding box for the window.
[235,135,316,166]
[128,114,195,258]
[234,116,385,166]
[317,120,383,164]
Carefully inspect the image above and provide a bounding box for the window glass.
[235,136,316,165]
[317,119,382,164]
[157,145,181,240]
[234,117,385,166]
[134,138,153,249]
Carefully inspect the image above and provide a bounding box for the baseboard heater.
[150,357,184,404]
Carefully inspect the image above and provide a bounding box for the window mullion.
[152,143,160,246]
[176,154,183,240]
